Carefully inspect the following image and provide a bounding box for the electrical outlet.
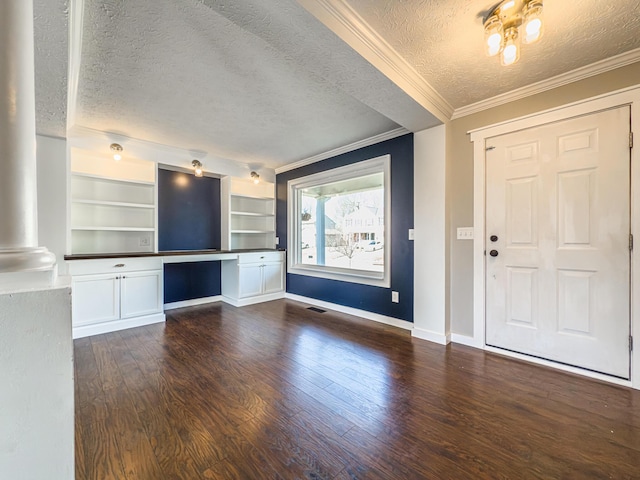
[391,291,399,303]
[275,237,279,244]
[139,236,150,247]
[457,227,474,240]
[408,229,415,240]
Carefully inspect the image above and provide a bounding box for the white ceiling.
[32,0,640,169]
[344,0,640,108]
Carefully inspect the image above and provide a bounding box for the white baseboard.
[412,327,451,345]
[223,291,285,307]
[164,295,223,310]
[72,312,166,339]
[285,293,413,331]
[451,333,481,348]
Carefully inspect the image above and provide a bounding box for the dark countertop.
[64,248,285,261]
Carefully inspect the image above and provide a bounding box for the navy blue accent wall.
[163,261,222,304]
[276,134,414,322]
[158,169,222,303]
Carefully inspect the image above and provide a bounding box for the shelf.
[73,199,155,209]
[230,193,274,201]
[71,172,155,186]
[72,227,155,232]
[230,211,274,217]
[231,230,275,234]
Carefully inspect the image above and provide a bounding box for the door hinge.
[630,132,634,149]
[630,335,633,352]
[630,234,634,251]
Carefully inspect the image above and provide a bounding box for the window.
[288,155,390,287]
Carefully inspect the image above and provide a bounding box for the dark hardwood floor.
[75,299,640,479]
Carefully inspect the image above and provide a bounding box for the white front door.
[485,106,631,378]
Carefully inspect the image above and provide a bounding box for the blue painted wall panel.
[158,169,222,303]
[276,134,414,322]
[163,261,222,304]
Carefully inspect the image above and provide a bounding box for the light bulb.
[523,1,543,44]
[192,159,203,177]
[250,171,260,184]
[501,28,520,66]
[484,16,504,57]
[501,0,515,10]
[110,143,123,161]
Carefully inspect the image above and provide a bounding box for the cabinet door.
[238,264,263,298]
[262,261,284,294]
[120,270,163,319]
[72,274,120,326]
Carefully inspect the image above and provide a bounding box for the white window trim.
[287,154,391,288]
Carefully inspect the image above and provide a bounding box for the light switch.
[391,291,399,303]
[408,229,415,240]
[457,227,474,240]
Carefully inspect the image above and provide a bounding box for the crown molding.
[296,0,453,123]
[275,127,409,175]
[452,47,640,120]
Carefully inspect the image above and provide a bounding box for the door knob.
[490,235,498,242]
[489,250,499,257]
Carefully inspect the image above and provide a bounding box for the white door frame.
[470,85,640,390]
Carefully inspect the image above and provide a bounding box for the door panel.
[120,270,162,319]
[72,274,120,326]
[262,262,284,294]
[238,264,263,298]
[485,106,631,378]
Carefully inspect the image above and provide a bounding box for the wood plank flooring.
[74,299,640,479]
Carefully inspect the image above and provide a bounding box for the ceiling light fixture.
[250,171,260,184]
[110,143,123,161]
[483,0,543,66]
[192,159,203,177]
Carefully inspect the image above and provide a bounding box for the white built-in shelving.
[222,177,276,250]
[69,148,157,255]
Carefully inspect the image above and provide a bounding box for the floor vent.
[307,307,326,313]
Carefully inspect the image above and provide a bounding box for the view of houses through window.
[298,172,384,273]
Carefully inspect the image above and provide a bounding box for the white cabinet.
[72,273,121,326]
[222,252,285,306]
[120,271,164,319]
[263,262,285,294]
[69,258,165,338]
[221,176,276,250]
[69,147,157,255]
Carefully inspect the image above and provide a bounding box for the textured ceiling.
[33,0,68,138]
[345,0,640,108]
[75,0,439,168]
[32,0,640,169]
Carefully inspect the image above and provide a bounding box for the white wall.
[36,135,67,273]
[0,285,74,480]
[447,61,640,339]
[413,124,449,344]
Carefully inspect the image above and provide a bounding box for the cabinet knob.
[114,263,125,268]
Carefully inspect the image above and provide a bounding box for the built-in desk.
[65,249,285,338]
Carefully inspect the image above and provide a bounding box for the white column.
[0,0,55,274]
[413,125,450,344]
